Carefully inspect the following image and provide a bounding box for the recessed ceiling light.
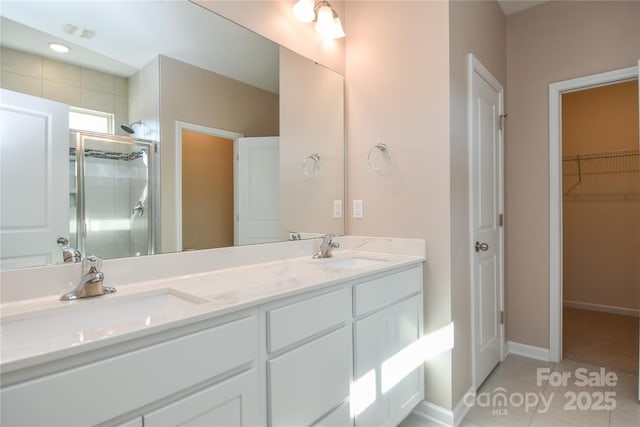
[49,43,70,53]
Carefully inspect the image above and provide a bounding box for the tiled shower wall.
[83,155,150,259]
[0,46,129,132]
[70,151,150,260]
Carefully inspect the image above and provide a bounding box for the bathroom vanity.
[0,237,425,426]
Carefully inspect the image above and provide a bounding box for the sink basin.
[317,256,389,270]
[0,289,206,359]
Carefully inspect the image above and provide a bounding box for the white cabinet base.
[144,369,259,427]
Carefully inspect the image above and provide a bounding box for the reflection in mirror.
[0,0,344,270]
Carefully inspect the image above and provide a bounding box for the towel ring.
[368,143,391,171]
[303,153,321,178]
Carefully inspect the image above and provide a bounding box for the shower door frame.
[72,130,156,259]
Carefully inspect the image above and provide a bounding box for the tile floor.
[399,355,640,427]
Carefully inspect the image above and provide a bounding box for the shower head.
[120,120,142,134]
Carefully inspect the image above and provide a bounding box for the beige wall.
[562,81,639,312]
[194,0,345,75]
[562,81,639,155]
[505,1,640,348]
[345,0,453,408]
[449,0,506,404]
[0,46,129,132]
[158,55,279,252]
[182,132,234,250]
[279,47,345,239]
[129,57,160,142]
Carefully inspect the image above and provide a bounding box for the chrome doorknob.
[475,241,489,252]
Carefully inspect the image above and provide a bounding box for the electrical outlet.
[333,200,343,218]
[353,200,363,219]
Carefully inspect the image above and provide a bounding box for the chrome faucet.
[57,237,81,263]
[60,255,116,301]
[313,234,340,259]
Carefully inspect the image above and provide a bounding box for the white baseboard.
[563,300,639,317]
[411,388,474,427]
[412,400,452,426]
[506,341,550,362]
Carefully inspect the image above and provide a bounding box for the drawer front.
[267,287,350,353]
[353,265,422,316]
[268,325,352,426]
[0,314,258,426]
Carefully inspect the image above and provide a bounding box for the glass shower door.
[73,131,153,260]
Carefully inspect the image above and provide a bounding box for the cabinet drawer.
[353,266,422,316]
[268,325,352,426]
[0,314,258,426]
[267,287,350,353]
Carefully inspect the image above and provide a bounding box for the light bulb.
[293,0,315,23]
[49,42,70,53]
[329,17,346,39]
[315,5,334,37]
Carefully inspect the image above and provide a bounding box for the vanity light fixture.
[49,42,70,53]
[292,0,345,39]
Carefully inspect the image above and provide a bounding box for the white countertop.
[0,240,425,374]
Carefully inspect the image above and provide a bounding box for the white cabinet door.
[144,369,259,427]
[268,325,352,426]
[388,296,423,423]
[354,305,393,427]
[354,295,423,427]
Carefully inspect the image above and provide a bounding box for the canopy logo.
[465,367,618,416]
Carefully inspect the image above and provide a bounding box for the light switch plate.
[353,200,363,219]
[333,200,343,218]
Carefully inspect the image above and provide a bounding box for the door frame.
[468,54,506,389]
[548,65,638,363]
[174,121,243,250]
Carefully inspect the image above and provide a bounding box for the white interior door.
[469,55,504,389]
[235,137,280,245]
[0,89,69,269]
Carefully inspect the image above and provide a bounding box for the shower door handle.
[133,201,144,217]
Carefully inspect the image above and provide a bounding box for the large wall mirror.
[0,0,345,270]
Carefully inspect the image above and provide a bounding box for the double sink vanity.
[0,236,426,426]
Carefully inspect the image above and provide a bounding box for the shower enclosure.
[69,130,155,260]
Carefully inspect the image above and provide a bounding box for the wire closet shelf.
[562,149,640,197]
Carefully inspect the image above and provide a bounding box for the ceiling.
[0,0,279,93]
[498,0,548,16]
[1,0,549,91]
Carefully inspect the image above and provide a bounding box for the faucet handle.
[322,233,335,244]
[83,255,102,274]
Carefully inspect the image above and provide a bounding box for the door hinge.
[498,213,504,227]
[500,310,504,325]
[499,114,509,131]
[154,144,158,154]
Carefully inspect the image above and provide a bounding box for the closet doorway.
[560,79,639,375]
